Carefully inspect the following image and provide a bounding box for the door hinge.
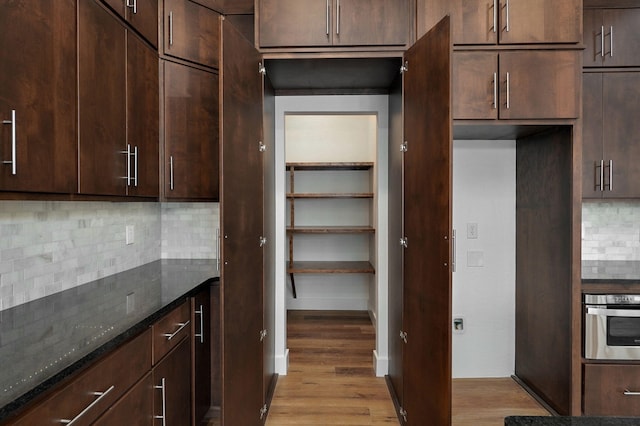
[259,329,268,342]
[258,62,267,75]
[400,141,408,152]
[259,236,267,247]
[400,61,408,74]
[399,330,407,343]
[399,237,408,248]
[399,407,408,422]
[259,141,266,152]
[260,403,268,419]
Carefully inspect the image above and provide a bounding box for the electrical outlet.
[125,225,134,245]
[467,223,478,239]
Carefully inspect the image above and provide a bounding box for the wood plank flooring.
[220,310,549,425]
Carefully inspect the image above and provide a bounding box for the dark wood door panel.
[93,373,153,426]
[403,16,452,425]
[221,20,265,426]
[192,287,212,425]
[451,0,497,45]
[334,0,410,46]
[153,338,192,426]
[127,0,158,48]
[584,364,640,416]
[453,51,498,119]
[259,0,332,47]
[78,0,127,196]
[582,73,604,198]
[0,0,77,193]
[498,0,581,44]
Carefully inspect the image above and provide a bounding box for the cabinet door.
[163,61,219,200]
[582,73,605,199]
[402,16,452,425]
[498,0,581,44]
[0,0,77,194]
[584,364,640,416]
[163,0,221,69]
[126,33,159,197]
[450,0,498,45]
[220,21,265,426]
[453,52,498,119]
[601,9,640,68]
[583,9,604,67]
[259,0,332,47]
[78,0,128,196]
[192,288,212,425]
[498,50,580,120]
[93,373,153,426]
[333,0,410,46]
[153,338,192,426]
[603,72,640,199]
[127,0,158,48]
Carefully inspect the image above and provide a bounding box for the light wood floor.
[210,310,549,425]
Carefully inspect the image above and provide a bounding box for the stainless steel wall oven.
[585,294,640,360]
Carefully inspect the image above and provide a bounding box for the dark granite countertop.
[506,416,640,425]
[0,259,219,422]
[582,260,640,284]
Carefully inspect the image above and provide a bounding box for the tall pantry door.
[388,15,453,425]
[220,20,266,426]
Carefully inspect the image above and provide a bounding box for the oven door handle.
[587,307,640,318]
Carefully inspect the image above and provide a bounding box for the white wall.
[452,140,516,378]
[274,95,389,376]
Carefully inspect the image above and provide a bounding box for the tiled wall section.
[160,203,219,259]
[582,201,640,261]
[0,201,219,311]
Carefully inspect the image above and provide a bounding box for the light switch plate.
[125,225,134,245]
[467,223,478,239]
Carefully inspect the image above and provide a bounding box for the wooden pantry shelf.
[286,162,373,171]
[287,261,375,274]
[286,226,375,234]
[286,192,374,199]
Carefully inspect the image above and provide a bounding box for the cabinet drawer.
[153,301,191,364]
[13,329,152,426]
[584,363,640,416]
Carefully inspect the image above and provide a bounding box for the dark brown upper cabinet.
[162,0,221,69]
[191,0,254,14]
[162,61,219,201]
[418,0,582,45]
[453,50,580,120]
[583,72,640,199]
[0,0,77,194]
[102,0,158,47]
[79,0,159,197]
[258,0,411,48]
[583,8,640,67]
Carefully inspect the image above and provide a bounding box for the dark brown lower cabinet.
[192,286,212,424]
[153,337,192,426]
[583,364,640,416]
[93,373,154,426]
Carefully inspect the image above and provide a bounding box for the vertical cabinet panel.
[192,287,212,425]
[0,0,77,194]
[582,72,604,198]
[220,21,266,426]
[153,338,192,426]
[163,61,219,200]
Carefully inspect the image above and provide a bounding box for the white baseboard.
[287,297,369,311]
[275,348,289,375]
[373,350,388,377]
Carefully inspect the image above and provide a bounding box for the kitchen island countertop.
[0,259,219,422]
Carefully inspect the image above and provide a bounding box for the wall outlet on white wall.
[125,225,135,245]
[467,222,478,239]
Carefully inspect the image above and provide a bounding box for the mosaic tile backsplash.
[582,201,640,261]
[0,201,218,311]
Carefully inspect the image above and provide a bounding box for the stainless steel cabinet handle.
[120,144,131,186]
[216,228,220,271]
[168,11,174,47]
[600,26,605,58]
[163,320,190,341]
[492,0,497,33]
[195,305,204,344]
[133,145,138,187]
[326,0,329,36]
[609,26,614,57]
[59,385,115,425]
[624,389,640,396]
[126,0,137,14]
[452,229,456,273]
[505,72,510,109]
[606,160,613,191]
[504,0,510,32]
[336,0,340,35]
[2,109,17,175]
[154,378,167,426]
[492,72,498,109]
[595,160,604,191]
[169,155,174,191]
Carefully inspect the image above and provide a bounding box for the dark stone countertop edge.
[0,276,220,423]
[505,415,640,425]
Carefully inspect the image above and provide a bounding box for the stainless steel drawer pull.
[154,378,167,426]
[491,0,497,33]
[505,72,510,109]
[624,389,640,396]
[504,0,510,32]
[326,0,329,36]
[2,109,17,175]
[195,305,204,344]
[600,26,605,58]
[59,385,115,425]
[336,0,340,35]
[120,144,131,185]
[163,320,190,341]
[168,12,174,47]
[126,0,137,14]
[492,72,497,109]
[169,155,174,191]
[587,307,640,318]
[132,145,138,187]
[609,26,614,57]
[605,160,613,191]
